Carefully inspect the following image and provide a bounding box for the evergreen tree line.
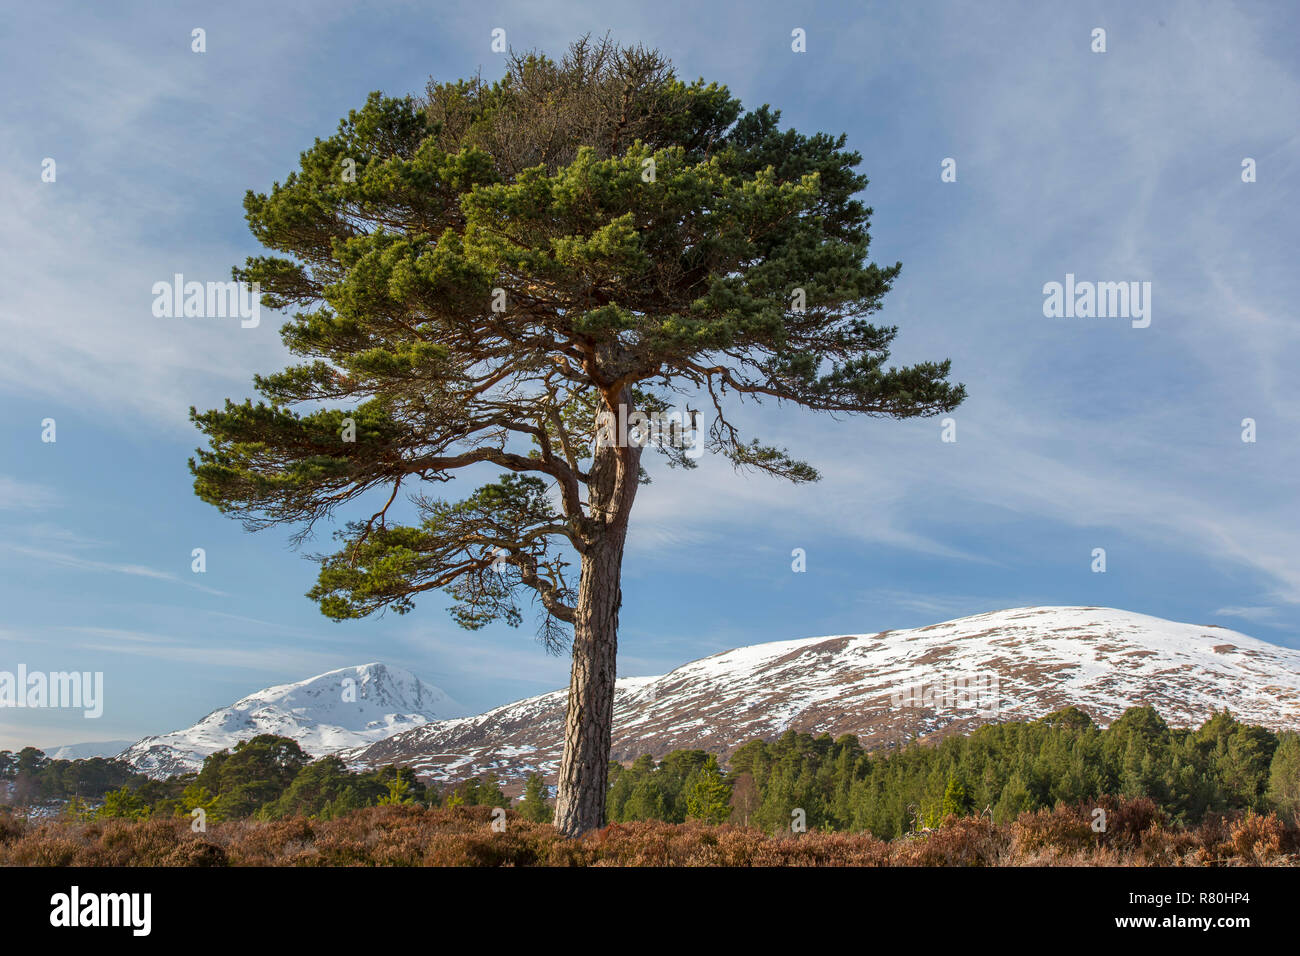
[0,748,143,805]
[8,707,1300,837]
[2,735,556,824]
[607,707,1300,838]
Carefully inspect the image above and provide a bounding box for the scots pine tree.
[684,755,733,825]
[939,771,970,821]
[189,37,965,836]
[97,786,149,821]
[517,772,554,823]
[1266,732,1300,818]
[377,774,415,805]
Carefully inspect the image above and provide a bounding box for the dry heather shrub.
[1136,824,1200,866]
[1095,796,1164,849]
[1225,812,1285,864]
[1276,816,1300,855]
[578,820,681,866]
[0,809,26,845]
[5,802,1294,866]
[578,820,753,866]
[1011,804,1094,857]
[1135,811,1297,866]
[6,829,83,866]
[223,817,317,866]
[427,805,498,830]
[361,806,443,865]
[571,821,894,867]
[776,830,892,866]
[686,826,773,866]
[9,817,223,867]
[1192,814,1233,859]
[165,840,229,867]
[311,805,427,865]
[895,817,1009,866]
[93,818,193,866]
[235,805,568,867]
[418,827,557,866]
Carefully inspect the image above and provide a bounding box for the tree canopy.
[191,36,963,637]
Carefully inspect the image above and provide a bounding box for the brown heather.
[0,800,1296,867]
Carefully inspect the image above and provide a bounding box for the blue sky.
[1,0,1298,751]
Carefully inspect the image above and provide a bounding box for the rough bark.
[552,531,626,836]
[553,397,641,836]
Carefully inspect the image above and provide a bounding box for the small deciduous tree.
[729,771,761,827]
[190,36,965,836]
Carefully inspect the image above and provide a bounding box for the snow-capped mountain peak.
[119,662,459,778]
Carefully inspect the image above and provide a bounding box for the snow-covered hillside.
[344,607,1300,786]
[118,663,459,778]
[46,740,136,761]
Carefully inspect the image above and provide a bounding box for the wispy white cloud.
[50,625,343,675]
[0,542,228,595]
[71,640,343,675]
[853,588,1038,626]
[5,544,176,581]
[1213,606,1280,624]
[0,476,58,510]
[394,625,572,688]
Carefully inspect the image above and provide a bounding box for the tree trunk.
[553,409,640,837]
[552,531,626,836]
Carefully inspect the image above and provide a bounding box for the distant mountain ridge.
[46,740,136,762]
[113,608,1300,787]
[118,662,458,778]
[341,607,1300,787]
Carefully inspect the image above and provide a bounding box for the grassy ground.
[2,799,1296,866]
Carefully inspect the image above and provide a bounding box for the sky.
[1,0,1297,751]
